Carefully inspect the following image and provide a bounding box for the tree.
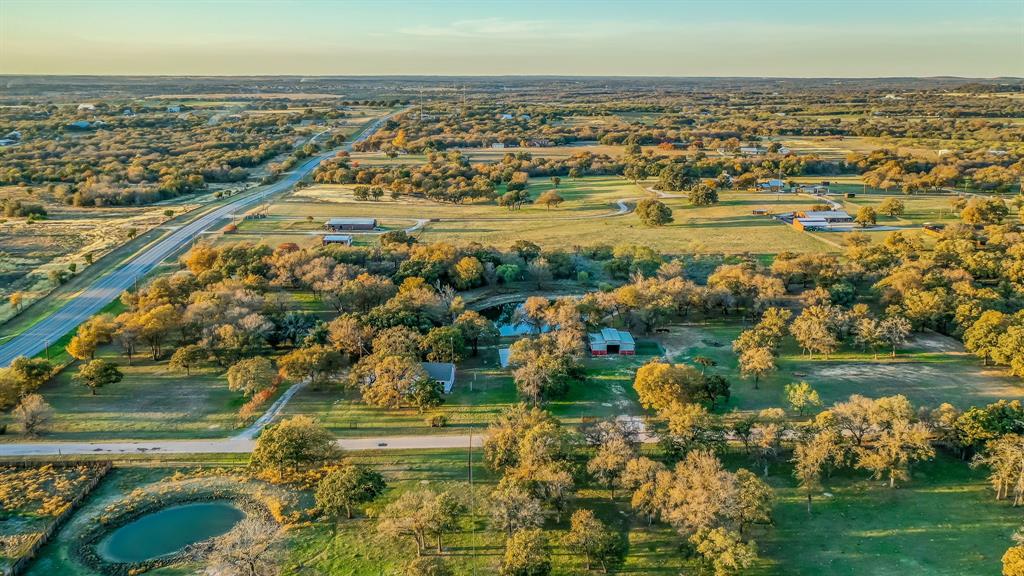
[73,359,122,395]
[359,355,432,410]
[688,184,719,206]
[792,431,836,514]
[379,489,463,556]
[635,198,673,226]
[633,361,702,411]
[855,206,877,228]
[855,420,935,488]
[690,527,758,576]
[659,402,723,457]
[587,435,636,499]
[536,190,564,209]
[225,356,277,397]
[66,333,97,362]
[878,315,912,357]
[489,484,546,537]
[454,311,498,356]
[316,463,386,520]
[423,491,465,553]
[501,529,551,576]
[563,509,620,572]
[207,516,284,576]
[169,344,206,375]
[14,393,52,437]
[1003,529,1024,576]
[878,198,905,217]
[419,325,466,363]
[8,291,23,313]
[452,256,484,289]
[785,381,822,416]
[8,357,53,394]
[738,347,775,389]
[789,306,838,358]
[250,416,338,472]
[278,345,344,388]
[965,311,1009,366]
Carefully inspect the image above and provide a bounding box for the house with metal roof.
[422,362,457,394]
[324,217,377,231]
[322,234,353,246]
[588,328,636,356]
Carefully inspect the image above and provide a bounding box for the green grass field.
[0,344,259,441]
[657,323,1023,414]
[281,342,652,438]
[21,447,1022,576]
[231,176,835,254]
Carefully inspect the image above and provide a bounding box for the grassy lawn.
[0,344,258,441]
[656,323,1023,414]
[755,454,1019,576]
[282,341,656,438]
[243,176,832,254]
[21,449,1020,576]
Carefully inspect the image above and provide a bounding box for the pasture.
[233,176,836,254]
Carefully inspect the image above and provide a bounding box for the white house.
[167,105,182,113]
[422,362,457,394]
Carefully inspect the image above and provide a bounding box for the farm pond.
[95,501,244,563]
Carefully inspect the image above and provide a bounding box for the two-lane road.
[0,112,395,367]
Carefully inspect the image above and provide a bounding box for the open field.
[0,344,262,441]
[29,449,1016,576]
[659,323,1024,413]
[281,341,654,438]
[234,176,835,254]
[0,187,200,325]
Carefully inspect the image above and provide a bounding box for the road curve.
[0,113,396,368]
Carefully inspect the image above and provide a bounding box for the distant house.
[792,210,853,231]
[67,120,92,130]
[498,113,514,120]
[322,234,353,246]
[796,184,830,195]
[422,362,457,394]
[777,146,792,154]
[76,103,96,112]
[755,179,786,191]
[122,108,135,117]
[588,328,636,356]
[491,143,506,149]
[324,217,377,231]
[740,146,767,155]
[166,105,182,113]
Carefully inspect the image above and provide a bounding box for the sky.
[1,0,1022,77]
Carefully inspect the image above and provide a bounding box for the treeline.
[0,108,309,206]
[313,150,623,203]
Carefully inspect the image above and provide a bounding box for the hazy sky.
[2,0,1022,77]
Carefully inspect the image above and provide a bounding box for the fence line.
[3,461,112,576]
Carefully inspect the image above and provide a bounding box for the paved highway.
[0,113,395,368]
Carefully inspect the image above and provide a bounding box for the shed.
[588,329,635,356]
[422,362,457,394]
[322,234,353,246]
[325,217,377,231]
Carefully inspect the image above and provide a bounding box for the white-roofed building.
[324,217,377,231]
[588,329,635,356]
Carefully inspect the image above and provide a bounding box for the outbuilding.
[324,217,377,231]
[322,234,353,246]
[422,362,457,394]
[588,328,636,356]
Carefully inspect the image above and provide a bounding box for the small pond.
[480,301,550,337]
[96,501,244,563]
